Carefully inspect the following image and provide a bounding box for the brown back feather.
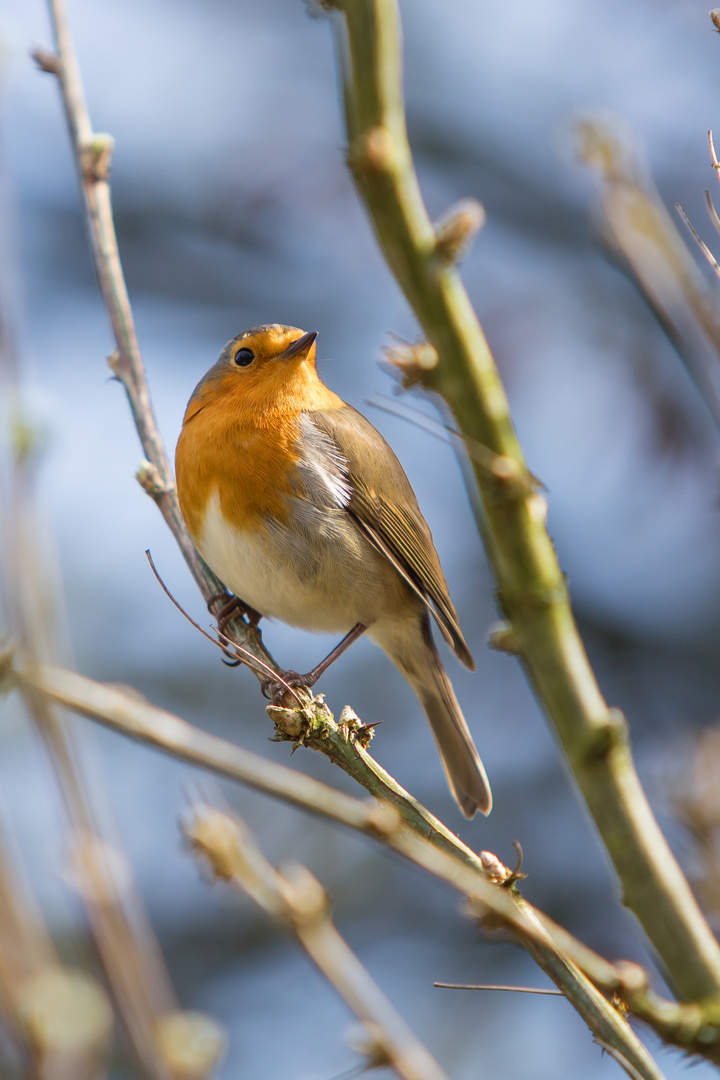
[309,405,475,671]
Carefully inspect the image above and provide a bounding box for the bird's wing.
[307,405,475,671]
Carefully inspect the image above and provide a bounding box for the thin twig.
[36,0,279,687]
[329,0,720,1005]
[705,190,720,239]
[186,804,450,1080]
[368,393,540,490]
[578,116,720,428]
[144,550,301,700]
[676,203,720,280]
[434,983,563,995]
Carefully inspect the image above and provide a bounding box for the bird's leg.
[208,593,263,667]
[261,622,368,700]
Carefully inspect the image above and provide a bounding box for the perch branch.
[9,655,715,1071]
[326,0,720,1002]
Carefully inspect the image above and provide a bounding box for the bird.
[175,324,491,818]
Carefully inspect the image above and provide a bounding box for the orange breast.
[176,405,301,542]
[175,354,345,542]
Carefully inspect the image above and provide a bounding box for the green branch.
[326,0,720,1002]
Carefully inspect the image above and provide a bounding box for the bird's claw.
[208,593,262,635]
[261,670,314,702]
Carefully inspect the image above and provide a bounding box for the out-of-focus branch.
[576,116,720,430]
[0,825,112,1080]
[10,655,718,1071]
[33,0,277,684]
[185,804,450,1080]
[325,0,720,1004]
[0,181,222,1076]
[3,411,224,1078]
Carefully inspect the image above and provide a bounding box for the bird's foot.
[208,593,263,667]
[208,593,262,632]
[261,669,315,703]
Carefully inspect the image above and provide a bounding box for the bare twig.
[328,0,720,1004]
[35,0,279,686]
[185,804,450,1080]
[434,983,563,995]
[578,116,720,428]
[676,203,720,280]
[144,550,301,699]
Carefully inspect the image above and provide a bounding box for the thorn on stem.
[382,337,439,388]
[434,198,486,266]
[487,621,520,655]
[32,48,61,75]
[503,840,527,888]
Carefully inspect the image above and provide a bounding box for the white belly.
[197,494,398,633]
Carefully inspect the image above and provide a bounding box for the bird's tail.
[392,620,492,818]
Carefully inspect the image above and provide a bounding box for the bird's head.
[183,324,323,423]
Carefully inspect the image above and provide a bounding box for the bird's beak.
[277,330,318,361]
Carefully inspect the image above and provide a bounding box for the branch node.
[433,198,486,266]
[277,864,329,923]
[338,704,377,748]
[383,339,439,388]
[613,960,648,996]
[80,133,115,182]
[184,805,241,882]
[489,455,524,485]
[581,708,628,762]
[345,1021,392,1069]
[478,850,511,883]
[136,460,173,499]
[155,1011,227,1080]
[106,348,125,379]
[526,493,548,525]
[359,126,396,171]
[487,621,521,655]
[31,47,61,74]
[267,698,333,744]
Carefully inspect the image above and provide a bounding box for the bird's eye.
[234,348,255,367]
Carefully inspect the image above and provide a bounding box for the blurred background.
[3,0,720,1076]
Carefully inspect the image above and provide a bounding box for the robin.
[175,324,492,817]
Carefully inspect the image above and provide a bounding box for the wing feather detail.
[306,406,475,671]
